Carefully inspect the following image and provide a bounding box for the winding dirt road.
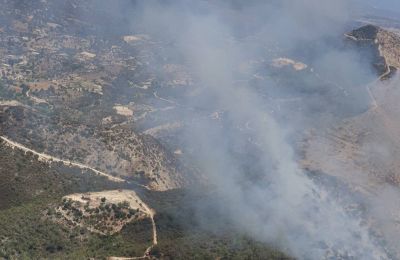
[365,66,393,112]
[107,199,158,260]
[0,135,158,259]
[153,91,179,105]
[0,136,125,183]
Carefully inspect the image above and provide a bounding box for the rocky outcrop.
[346,24,400,79]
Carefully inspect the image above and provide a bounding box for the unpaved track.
[366,83,378,111]
[379,66,393,80]
[365,66,392,112]
[0,135,125,183]
[153,91,178,105]
[0,135,158,259]
[26,89,49,105]
[107,203,158,260]
[108,206,157,260]
[109,195,158,260]
[142,204,157,246]
[0,136,153,190]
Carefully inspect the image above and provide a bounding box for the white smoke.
[128,0,390,258]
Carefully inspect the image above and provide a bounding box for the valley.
[2,0,400,259]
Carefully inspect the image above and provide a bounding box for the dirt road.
[0,136,125,183]
[0,135,158,259]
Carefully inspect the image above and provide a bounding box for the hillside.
[0,139,288,259]
[0,139,154,259]
[302,26,400,259]
[346,24,400,78]
[2,0,400,259]
[0,0,188,191]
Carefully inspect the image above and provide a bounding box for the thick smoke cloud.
[4,0,398,258]
[126,0,390,259]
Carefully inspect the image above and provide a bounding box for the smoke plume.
[122,1,392,258]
